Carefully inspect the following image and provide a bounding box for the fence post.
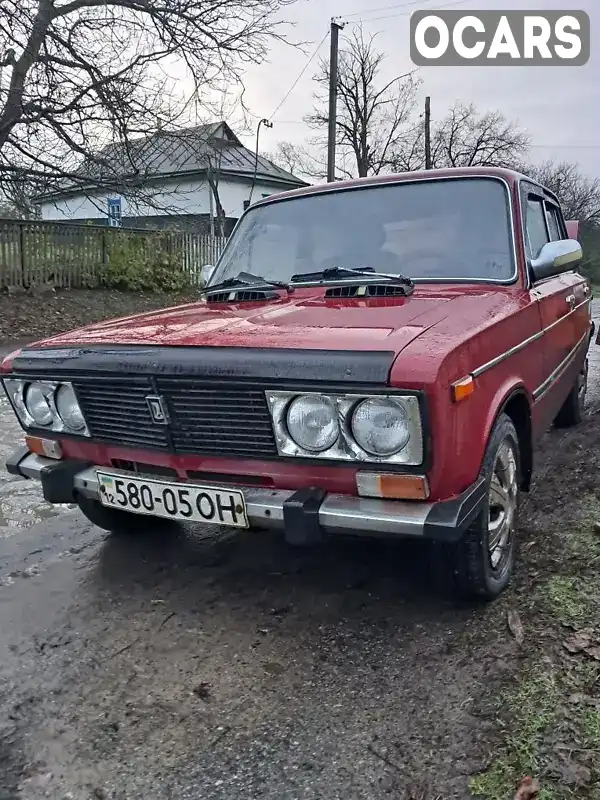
[18,222,25,287]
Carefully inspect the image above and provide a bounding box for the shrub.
[101,231,193,292]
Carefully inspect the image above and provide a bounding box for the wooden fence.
[0,219,228,288]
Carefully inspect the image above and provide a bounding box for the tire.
[450,413,521,601]
[554,358,587,428]
[76,494,173,536]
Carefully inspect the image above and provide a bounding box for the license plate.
[96,472,248,528]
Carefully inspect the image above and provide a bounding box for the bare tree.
[0,0,294,208]
[262,141,307,177]
[205,137,228,237]
[392,102,530,172]
[522,160,600,224]
[261,140,326,182]
[306,28,420,179]
[0,170,40,217]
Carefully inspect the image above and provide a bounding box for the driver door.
[524,186,589,429]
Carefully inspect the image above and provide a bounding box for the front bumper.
[7,449,487,544]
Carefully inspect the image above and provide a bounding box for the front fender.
[441,375,532,501]
[481,378,532,460]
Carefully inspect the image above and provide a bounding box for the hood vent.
[325,284,411,299]
[206,289,279,303]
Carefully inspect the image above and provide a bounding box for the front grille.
[157,378,277,457]
[110,459,179,479]
[72,376,278,458]
[74,377,168,450]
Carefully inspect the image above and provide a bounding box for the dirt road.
[1,306,600,800]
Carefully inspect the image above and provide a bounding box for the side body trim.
[532,330,588,402]
[471,297,590,380]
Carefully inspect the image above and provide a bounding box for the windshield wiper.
[201,271,291,296]
[290,266,414,289]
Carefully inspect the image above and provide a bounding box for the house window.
[107,197,122,227]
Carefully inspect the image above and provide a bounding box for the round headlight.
[286,395,339,452]
[25,383,53,426]
[351,398,410,456]
[56,384,85,431]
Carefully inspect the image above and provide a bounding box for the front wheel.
[450,413,521,601]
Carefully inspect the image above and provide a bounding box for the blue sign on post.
[107,197,122,227]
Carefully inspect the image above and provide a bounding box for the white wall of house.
[39,175,293,222]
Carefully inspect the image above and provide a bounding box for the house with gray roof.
[35,122,309,235]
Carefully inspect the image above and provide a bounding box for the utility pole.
[424,96,432,170]
[327,18,344,183]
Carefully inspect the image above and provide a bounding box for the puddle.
[0,403,74,535]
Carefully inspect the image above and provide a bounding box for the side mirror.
[200,264,215,285]
[529,239,582,283]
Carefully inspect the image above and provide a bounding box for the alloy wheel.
[487,439,518,573]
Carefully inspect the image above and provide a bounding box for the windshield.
[210,177,516,286]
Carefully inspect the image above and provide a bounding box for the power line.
[268,30,329,121]
[344,0,454,19]
[256,120,600,150]
[530,145,600,149]
[345,0,557,25]
[348,0,474,25]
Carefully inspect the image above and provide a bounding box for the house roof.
[37,122,308,201]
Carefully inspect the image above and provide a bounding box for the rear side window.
[526,198,549,258]
[546,205,563,241]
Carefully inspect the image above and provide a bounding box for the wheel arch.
[483,382,533,492]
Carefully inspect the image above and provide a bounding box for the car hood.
[29,287,500,355]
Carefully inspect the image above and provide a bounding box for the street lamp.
[248,118,273,206]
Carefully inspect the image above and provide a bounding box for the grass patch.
[538,575,594,628]
[470,440,600,799]
[472,567,600,797]
[582,709,600,750]
[562,498,600,561]
[567,660,600,694]
[469,672,560,799]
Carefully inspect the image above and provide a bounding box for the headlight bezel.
[1,378,90,437]
[266,389,424,465]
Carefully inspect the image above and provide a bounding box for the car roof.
[252,166,555,209]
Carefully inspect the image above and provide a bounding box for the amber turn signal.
[451,375,475,403]
[25,436,63,460]
[356,472,430,500]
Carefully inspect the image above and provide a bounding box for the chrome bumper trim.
[14,454,433,538]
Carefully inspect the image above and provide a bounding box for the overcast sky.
[233,0,599,177]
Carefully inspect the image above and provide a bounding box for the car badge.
[146,395,169,424]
